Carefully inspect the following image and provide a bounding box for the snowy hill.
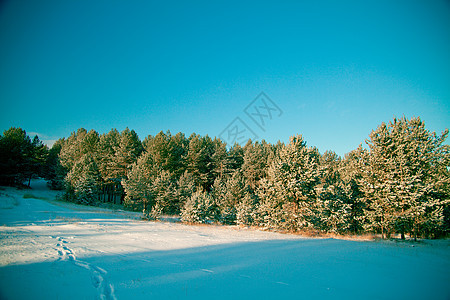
[0,179,449,299]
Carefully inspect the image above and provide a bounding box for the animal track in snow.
[54,236,117,300]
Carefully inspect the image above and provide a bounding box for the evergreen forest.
[1,116,449,239]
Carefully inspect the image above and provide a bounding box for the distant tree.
[0,127,48,186]
[24,135,48,186]
[44,139,66,189]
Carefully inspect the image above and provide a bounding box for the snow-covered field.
[0,180,449,300]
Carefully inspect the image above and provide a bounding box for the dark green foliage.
[122,151,156,213]
[186,134,215,190]
[226,143,244,174]
[144,131,188,180]
[0,128,48,186]
[44,139,66,189]
[340,147,367,234]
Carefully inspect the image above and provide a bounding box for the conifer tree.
[59,129,101,203]
[144,131,188,180]
[226,143,244,174]
[44,139,66,189]
[316,151,352,234]
[236,191,259,226]
[59,128,99,171]
[186,134,215,190]
[361,117,449,239]
[0,128,48,186]
[97,129,120,180]
[112,128,143,179]
[340,146,367,234]
[151,170,177,216]
[211,138,227,179]
[122,152,157,214]
[181,189,218,224]
[257,135,321,231]
[242,140,271,190]
[221,169,246,224]
[65,153,101,204]
[175,171,196,213]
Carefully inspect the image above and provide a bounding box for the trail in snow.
[53,235,116,300]
[0,179,449,300]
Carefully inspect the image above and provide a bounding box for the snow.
[1,180,449,299]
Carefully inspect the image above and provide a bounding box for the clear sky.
[1,0,449,156]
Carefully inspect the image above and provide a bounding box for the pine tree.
[59,129,101,203]
[65,154,101,204]
[236,191,259,226]
[151,170,177,216]
[112,128,143,179]
[44,139,66,189]
[59,128,99,172]
[175,171,196,213]
[316,151,352,234]
[0,128,48,186]
[186,134,215,190]
[181,190,218,224]
[226,143,244,174]
[340,146,367,234]
[257,135,321,231]
[144,131,188,180]
[211,138,227,179]
[97,129,120,181]
[122,152,157,214]
[242,140,271,190]
[221,169,246,224]
[361,117,449,239]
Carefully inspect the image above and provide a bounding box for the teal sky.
[1,0,449,156]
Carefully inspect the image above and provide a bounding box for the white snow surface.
[0,179,449,300]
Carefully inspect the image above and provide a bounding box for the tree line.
[1,117,449,239]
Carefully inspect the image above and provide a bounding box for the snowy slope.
[0,180,449,300]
